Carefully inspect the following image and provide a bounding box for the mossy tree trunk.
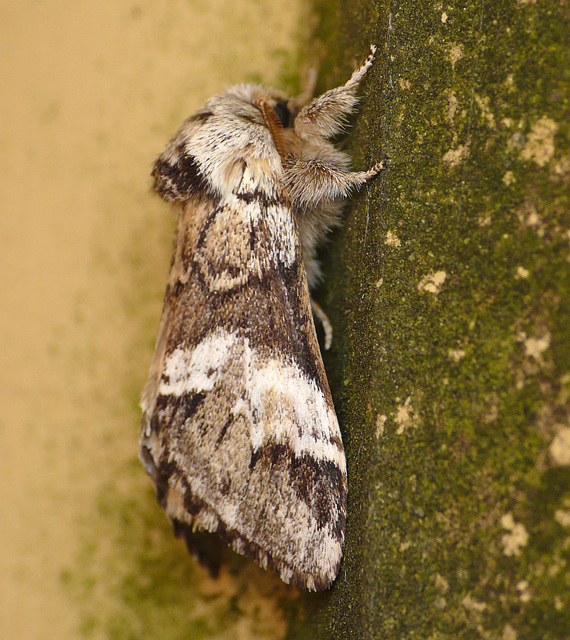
[289,1,570,638]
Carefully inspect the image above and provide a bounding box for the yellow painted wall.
[0,1,308,637]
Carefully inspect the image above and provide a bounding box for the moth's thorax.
[188,89,286,198]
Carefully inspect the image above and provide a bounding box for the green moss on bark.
[289,1,570,638]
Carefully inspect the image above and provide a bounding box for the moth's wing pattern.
[140,173,347,591]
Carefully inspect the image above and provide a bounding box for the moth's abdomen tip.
[260,539,344,591]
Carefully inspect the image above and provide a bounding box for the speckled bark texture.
[288,1,570,638]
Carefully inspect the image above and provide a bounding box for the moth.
[140,45,383,591]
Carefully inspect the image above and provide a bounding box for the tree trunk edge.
[288,1,570,638]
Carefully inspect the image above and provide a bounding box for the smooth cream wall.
[0,1,307,637]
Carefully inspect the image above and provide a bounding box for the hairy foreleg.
[284,157,385,209]
[294,45,377,140]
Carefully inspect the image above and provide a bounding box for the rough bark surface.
[288,1,570,638]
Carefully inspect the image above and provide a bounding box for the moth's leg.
[311,299,333,350]
[284,157,385,209]
[294,45,377,139]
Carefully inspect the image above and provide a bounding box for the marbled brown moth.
[140,45,383,590]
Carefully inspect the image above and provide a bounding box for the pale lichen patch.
[483,395,500,423]
[502,624,518,640]
[549,426,570,466]
[503,170,515,186]
[385,230,401,247]
[418,270,447,294]
[559,374,570,405]
[516,580,532,603]
[375,414,387,439]
[443,143,469,167]
[552,155,570,179]
[508,130,526,153]
[446,90,458,123]
[516,200,545,237]
[500,513,529,556]
[434,573,449,593]
[462,595,487,613]
[448,43,463,68]
[394,397,417,434]
[515,266,529,279]
[503,171,516,187]
[554,509,570,527]
[523,331,550,363]
[448,348,465,362]
[520,116,558,167]
[474,94,495,128]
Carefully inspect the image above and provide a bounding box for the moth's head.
[221,84,299,129]
[152,84,298,202]
[222,84,299,157]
